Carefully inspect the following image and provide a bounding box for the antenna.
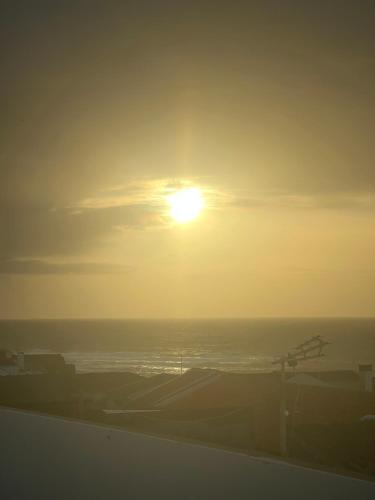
[272,335,329,457]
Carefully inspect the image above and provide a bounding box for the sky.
[1,0,375,318]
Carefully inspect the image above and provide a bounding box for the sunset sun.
[167,187,204,223]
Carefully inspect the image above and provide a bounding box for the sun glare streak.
[167,188,204,223]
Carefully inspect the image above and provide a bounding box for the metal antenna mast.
[272,335,329,457]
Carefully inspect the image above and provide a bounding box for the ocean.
[0,318,374,376]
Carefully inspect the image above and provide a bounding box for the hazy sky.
[1,1,375,318]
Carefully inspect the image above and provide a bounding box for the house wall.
[0,365,19,376]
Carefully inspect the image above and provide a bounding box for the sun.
[167,187,204,223]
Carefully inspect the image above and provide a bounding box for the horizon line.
[1,316,375,321]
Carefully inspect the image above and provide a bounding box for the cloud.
[0,258,131,275]
[0,199,166,261]
[1,176,374,269]
[2,1,375,210]
[1,178,211,264]
[229,192,375,211]
[73,178,201,210]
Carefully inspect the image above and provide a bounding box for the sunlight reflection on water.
[61,350,349,376]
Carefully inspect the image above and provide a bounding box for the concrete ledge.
[1,408,374,500]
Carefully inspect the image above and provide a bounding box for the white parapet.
[0,408,375,500]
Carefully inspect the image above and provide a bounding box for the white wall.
[0,365,19,376]
[0,408,374,500]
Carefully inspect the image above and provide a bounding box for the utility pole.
[272,335,329,457]
[279,358,287,457]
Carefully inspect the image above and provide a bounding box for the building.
[0,349,75,376]
[0,349,20,376]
